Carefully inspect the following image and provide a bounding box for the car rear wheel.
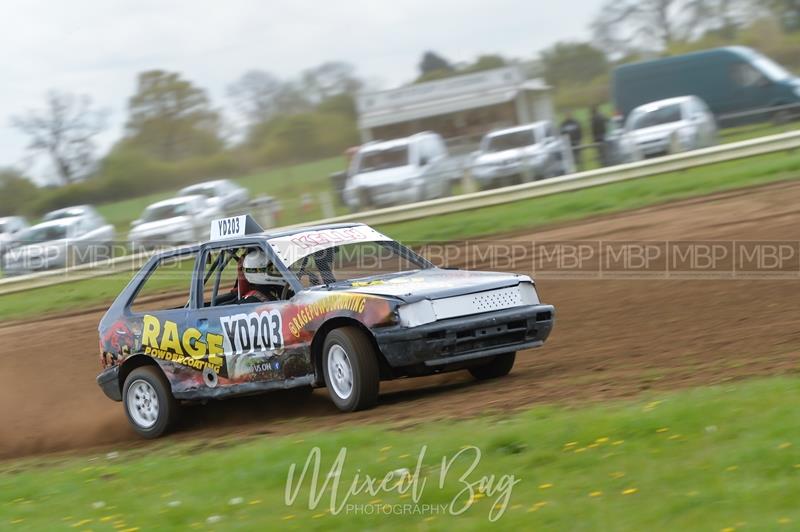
[322,327,379,412]
[469,352,516,380]
[122,366,178,438]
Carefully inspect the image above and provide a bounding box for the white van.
[343,132,459,210]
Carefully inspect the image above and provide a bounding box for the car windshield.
[21,224,69,243]
[142,202,191,222]
[0,221,8,233]
[483,129,536,152]
[753,56,792,81]
[43,209,83,221]
[628,103,683,130]
[286,240,427,287]
[356,146,409,173]
[181,185,216,198]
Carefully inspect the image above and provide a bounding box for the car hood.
[348,166,418,188]
[475,147,535,164]
[132,216,192,236]
[627,122,684,143]
[333,268,530,303]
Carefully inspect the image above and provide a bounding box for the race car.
[96,215,555,437]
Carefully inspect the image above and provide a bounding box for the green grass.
[3,376,800,530]
[2,149,799,322]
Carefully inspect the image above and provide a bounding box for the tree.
[466,54,507,73]
[11,91,106,185]
[591,0,752,55]
[417,51,454,81]
[301,61,362,102]
[0,169,38,216]
[124,70,223,161]
[227,70,282,126]
[760,0,800,32]
[539,42,609,86]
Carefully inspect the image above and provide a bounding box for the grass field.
[2,148,798,322]
[2,376,800,530]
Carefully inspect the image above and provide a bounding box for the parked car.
[177,179,250,215]
[129,195,221,249]
[42,205,105,225]
[2,215,114,275]
[342,132,459,211]
[96,215,555,437]
[470,121,568,189]
[0,216,30,256]
[613,46,800,125]
[615,96,717,161]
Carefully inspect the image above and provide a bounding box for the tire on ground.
[122,366,179,439]
[469,352,516,380]
[322,326,380,412]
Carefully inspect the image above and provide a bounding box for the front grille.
[430,321,530,357]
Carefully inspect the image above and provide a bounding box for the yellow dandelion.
[564,441,578,447]
[369,499,381,504]
[538,483,553,489]
[511,504,522,510]
[424,516,436,522]
[725,466,738,472]
[778,442,792,449]
[380,446,391,452]
[399,453,409,459]
[778,517,792,524]
[669,434,682,440]
[574,447,586,453]
[312,513,325,519]
[474,492,485,500]
[248,500,261,505]
[589,491,603,497]
[612,440,625,445]
[282,514,295,520]
[11,519,24,524]
[588,443,599,448]
[656,427,669,433]
[71,519,93,528]
[121,528,139,532]
[622,488,638,495]
[596,437,609,443]
[610,471,625,479]
[721,527,735,532]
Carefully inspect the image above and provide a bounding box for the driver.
[241,249,287,303]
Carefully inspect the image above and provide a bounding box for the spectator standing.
[560,111,583,169]
[590,106,608,167]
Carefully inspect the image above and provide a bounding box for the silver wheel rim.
[126,379,159,429]
[327,344,353,400]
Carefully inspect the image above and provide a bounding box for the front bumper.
[96,365,122,401]
[373,304,554,368]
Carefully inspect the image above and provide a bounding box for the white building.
[356,66,554,144]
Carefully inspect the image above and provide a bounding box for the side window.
[201,247,245,307]
[730,63,762,87]
[129,252,198,313]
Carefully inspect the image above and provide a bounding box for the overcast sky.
[1,0,602,182]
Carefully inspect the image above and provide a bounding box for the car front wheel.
[122,366,178,438]
[469,352,516,380]
[322,327,379,412]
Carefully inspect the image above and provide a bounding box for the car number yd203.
[216,217,241,237]
[220,310,284,354]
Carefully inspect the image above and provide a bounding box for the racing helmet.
[243,249,283,285]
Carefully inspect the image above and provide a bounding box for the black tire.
[322,327,379,412]
[469,352,516,380]
[122,366,179,439]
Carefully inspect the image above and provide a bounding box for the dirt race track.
[3,180,800,460]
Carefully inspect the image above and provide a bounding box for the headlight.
[519,282,540,305]
[397,299,436,327]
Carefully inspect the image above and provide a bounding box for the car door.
[188,240,311,389]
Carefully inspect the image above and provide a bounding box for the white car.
[470,121,568,189]
[178,179,250,215]
[42,205,105,225]
[0,216,30,256]
[129,195,221,249]
[618,96,717,160]
[2,215,115,275]
[343,132,458,210]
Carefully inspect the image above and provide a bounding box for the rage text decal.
[141,314,224,373]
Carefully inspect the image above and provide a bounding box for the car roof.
[147,195,205,209]
[633,96,692,112]
[486,121,548,138]
[180,179,229,191]
[29,217,80,230]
